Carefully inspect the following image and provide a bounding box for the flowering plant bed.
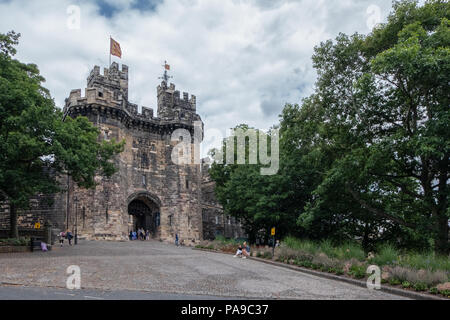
[196,236,450,299]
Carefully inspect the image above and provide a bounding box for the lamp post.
[74,196,78,245]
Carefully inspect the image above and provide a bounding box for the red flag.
[110,37,122,58]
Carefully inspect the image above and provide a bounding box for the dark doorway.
[128,199,157,235]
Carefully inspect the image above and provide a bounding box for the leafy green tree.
[0,31,124,238]
[296,0,449,253]
[209,124,295,243]
[210,0,449,253]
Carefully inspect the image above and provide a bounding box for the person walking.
[59,231,65,247]
[66,229,73,246]
[145,230,150,241]
[175,233,179,247]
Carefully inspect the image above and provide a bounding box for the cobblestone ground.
[0,240,407,299]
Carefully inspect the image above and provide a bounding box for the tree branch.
[346,183,417,229]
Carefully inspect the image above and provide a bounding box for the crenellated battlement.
[64,63,201,128]
[87,62,129,101]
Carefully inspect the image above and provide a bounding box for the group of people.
[174,233,185,247]
[58,230,74,247]
[234,241,251,259]
[129,228,150,241]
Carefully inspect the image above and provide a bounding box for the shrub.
[413,282,428,291]
[370,244,399,266]
[388,266,448,288]
[348,264,367,279]
[401,281,411,288]
[283,237,319,255]
[438,290,450,298]
[429,287,438,295]
[0,237,29,246]
[400,252,450,272]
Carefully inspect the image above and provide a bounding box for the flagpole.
[109,35,111,67]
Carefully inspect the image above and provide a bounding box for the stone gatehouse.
[0,62,246,243]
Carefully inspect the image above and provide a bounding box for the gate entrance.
[128,195,160,237]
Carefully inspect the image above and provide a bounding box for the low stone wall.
[0,246,31,253]
[0,229,45,239]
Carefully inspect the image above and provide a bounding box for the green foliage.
[0,31,124,237]
[214,235,238,245]
[413,282,428,291]
[399,252,450,271]
[389,278,402,285]
[283,236,366,261]
[402,281,411,288]
[208,0,450,254]
[348,264,367,279]
[429,287,438,294]
[370,245,400,266]
[0,237,29,246]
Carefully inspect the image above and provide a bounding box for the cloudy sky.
[0,0,418,155]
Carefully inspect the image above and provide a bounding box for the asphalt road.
[0,240,408,300]
[0,285,236,300]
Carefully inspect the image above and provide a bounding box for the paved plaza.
[0,240,407,299]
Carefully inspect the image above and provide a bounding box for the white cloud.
[0,0,395,155]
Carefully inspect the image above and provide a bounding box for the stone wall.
[201,161,246,240]
[0,187,67,238]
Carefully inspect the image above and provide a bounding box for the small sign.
[271,227,275,236]
[34,222,41,229]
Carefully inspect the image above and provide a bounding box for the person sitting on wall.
[242,241,251,259]
[233,244,243,258]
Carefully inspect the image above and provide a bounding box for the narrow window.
[186,179,189,189]
[215,216,219,225]
[142,174,146,186]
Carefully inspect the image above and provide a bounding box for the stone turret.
[157,81,197,120]
[87,62,129,102]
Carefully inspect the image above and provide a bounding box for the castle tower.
[62,62,204,243]
[157,81,197,121]
[87,62,129,102]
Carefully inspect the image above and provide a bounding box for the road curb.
[193,248,446,300]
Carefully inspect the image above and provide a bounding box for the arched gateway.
[127,192,161,237]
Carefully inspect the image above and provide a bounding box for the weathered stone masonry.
[0,62,245,243]
[62,62,206,242]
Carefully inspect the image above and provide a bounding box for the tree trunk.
[436,214,449,255]
[435,163,448,255]
[9,203,18,239]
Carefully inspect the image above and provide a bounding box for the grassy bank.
[196,236,450,298]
